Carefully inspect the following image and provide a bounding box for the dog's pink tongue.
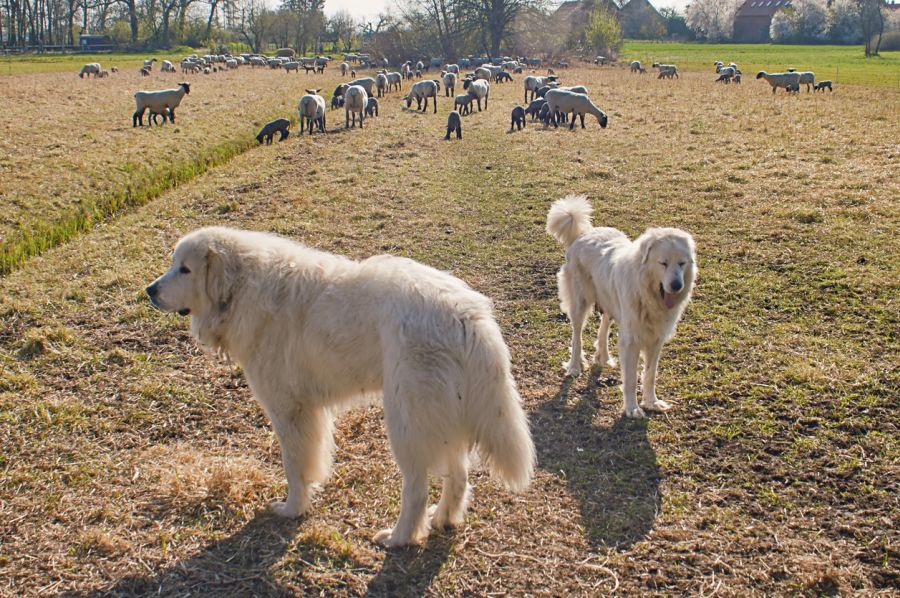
[663,291,678,309]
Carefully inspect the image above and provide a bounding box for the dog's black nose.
[669,279,683,293]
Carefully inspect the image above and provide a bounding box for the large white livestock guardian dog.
[546,195,697,419]
[145,227,535,547]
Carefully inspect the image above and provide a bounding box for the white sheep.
[226,58,239,70]
[523,75,557,103]
[386,72,402,92]
[406,79,440,113]
[756,71,801,94]
[561,85,588,95]
[464,78,490,111]
[299,89,327,134]
[78,63,101,78]
[446,64,460,74]
[161,60,175,73]
[143,58,157,70]
[344,85,368,128]
[346,77,376,96]
[443,71,457,97]
[798,71,816,92]
[630,60,642,74]
[454,93,473,115]
[376,72,388,97]
[652,63,678,79]
[543,88,608,130]
[475,65,499,81]
[132,82,190,127]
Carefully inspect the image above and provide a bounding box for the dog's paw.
[270,500,305,518]
[428,504,463,530]
[373,528,420,548]
[641,399,672,413]
[623,405,647,419]
[564,360,584,377]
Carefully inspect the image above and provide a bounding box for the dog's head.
[146,228,238,322]
[638,228,697,310]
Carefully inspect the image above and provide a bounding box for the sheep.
[344,85,367,128]
[538,103,565,127]
[386,71,402,92]
[443,71,457,97]
[132,81,190,127]
[347,77,376,96]
[446,63,460,74]
[453,93,473,115]
[561,85,587,95]
[148,107,170,127]
[161,60,175,73]
[814,80,833,92]
[376,72,388,97]
[406,79,440,114]
[755,71,801,94]
[416,60,425,73]
[786,82,801,94]
[715,67,737,83]
[474,66,494,81]
[331,94,344,110]
[143,58,157,71]
[350,69,357,77]
[494,71,513,84]
[535,84,559,98]
[139,67,151,76]
[798,71,816,92]
[630,60,642,74]
[524,98,546,120]
[547,68,556,75]
[733,73,742,84]
[401,62,413,80]
[340,61,349,76]
[365,96,379,117]
[463,78,490,111]
[543,88,607,130]
[523,74,557,103]
[510,105,526,131]
[652,63,678,79]
[111,66,119,73]
[256,118,291,144]
[445,110,462,140]
[78,63,101,78]
[282,61,300,73]
[299,90,327,134]
[98,70,109,78]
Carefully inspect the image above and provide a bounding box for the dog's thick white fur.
[546,195,697,418]
[146,227,535,547]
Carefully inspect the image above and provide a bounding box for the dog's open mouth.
[659,284,678,309]
[177,308,191,316]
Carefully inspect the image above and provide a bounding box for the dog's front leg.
[270,405,335,518]
[640,341,671,413]
[618,335,645,418]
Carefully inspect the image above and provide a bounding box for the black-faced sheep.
[445,110,462,140]
[814,80,833,92]
[453,93,473,115]
[256,118,291,144]
[494,71,513,84]
[510,105,526,131]
[133,82,191,127]
[525,98,546,120]
[79,63,101,78]
[365,97,379,117]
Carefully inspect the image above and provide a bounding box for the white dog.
[146,227,535,547]
[546,195,697,418]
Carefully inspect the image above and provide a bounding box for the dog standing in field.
[546,195,697,418]
[145,227,535,547]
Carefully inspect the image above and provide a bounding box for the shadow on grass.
[363,531,455,597]
[68,513,303,597]
[533,373,661,550]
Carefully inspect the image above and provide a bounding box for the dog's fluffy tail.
[466,319,535,492]
[546,194,593,248]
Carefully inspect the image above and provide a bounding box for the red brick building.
[733,0,792,43]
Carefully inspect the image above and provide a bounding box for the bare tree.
[460,0,544,57]
[857,0,885,56]
[686,0,741,42]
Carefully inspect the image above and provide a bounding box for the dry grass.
[0,63,897,596]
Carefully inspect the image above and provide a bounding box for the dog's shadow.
[533,373,661,550]
[363,531,455,597]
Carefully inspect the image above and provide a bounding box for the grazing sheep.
[535,84,559,98]
[143,58,157,71]
[561,85,587,95]
[139,66,151,76]
[454,93,473,115]
[415,69,423,79]
[386,71,403,92]
[347,77,376,96]
[798,71,816,92]
[463,78,490,111]
[652,63,678,79]
[543,88,607,130]
[547,68,556,75]
[524,98,546,120]
[494,71,513,84]
[443,71,457,97]
[510,105,526,131]
[344,85,367,128]
[339,61,349,76]
[416,60,425,72]
[299,90,327,134]
[474,66,492,81]
[365,97,379,117]
[98,69,109,78]
[630,60,642,74]
[756,71,801,94]
[111,66,119,73]
[406,79,440,114]
[161,60,176,73]
[445,110,462,140]
[538,103,565,127]
[79,63,101,78]
[282,61,300,73]
[256,118,291,144]
[814,80,833,92]
[331,94,344,109]
[133,82,190,127]
[524,74,557,103]
[376,72,388,97]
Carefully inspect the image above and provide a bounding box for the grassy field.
[0,48,203,76]
[622,41,900,87]
[0,61,898,595]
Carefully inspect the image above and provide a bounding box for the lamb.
[256,118,291,144]
[798,71,816,92]
[386,72,402,92]
[755,71,801,94]
[139,67,151,76]
[814,80,833,92]
[630,60,642,74]
[445,63,460,74]
[98,70,109,78]
[543,88,607,130]
[538,103,566,127]
[401,62,413,80]
[715,67,737,83]
[444,110,462,140]
[299,90,327,134]
[344,85,368,128]
[510,105,526,131]
[132,82,190,127]
[464,78,490,111]
[78,63,101,78]
[111,66,119,73]
[454,93,473,115]
[474,66,493,81]
[339,61,349,76]
[443,71,457,97]
[786,82,801,94]
[524,98,546,120]
[365,96,379,117]
[143,58,157,71]
[494,71,513,84]
[652,63,678,79]
[376,72,388,97]
[331,94,344,110]
[523,75,557,103]
[161,60,175,73]
[350,69,356,77]
[535,84,559,98]
[282,61,300,73]
[405,79,440,114]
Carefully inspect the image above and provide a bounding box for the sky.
[323,0,693,19]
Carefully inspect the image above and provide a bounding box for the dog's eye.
[660,261,668,267]
[678,261,686,267]
[179,265,191,274]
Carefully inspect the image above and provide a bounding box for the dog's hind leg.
[373,461,429,547]
[430,452,470,530]
[639,341,671,413]
[558,266,590,376]
[270,406,335,518]
[592,312,617,369]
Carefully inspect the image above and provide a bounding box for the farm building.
[78,34,113,49]
[553,0,667,40]
[733,0,792,43]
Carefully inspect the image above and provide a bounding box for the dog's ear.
[205,246,235,309]
[640,236,655,265]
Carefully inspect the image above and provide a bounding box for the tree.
[585,6,621,57]
[828,0,863,43]
[857,0,885,56]
[659,7,694,40]
[460,0,545,58]
[685,0,741,42]
[328,8,354,51]
[769,6,795,41]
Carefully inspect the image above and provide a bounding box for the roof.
[735,0,792,18]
